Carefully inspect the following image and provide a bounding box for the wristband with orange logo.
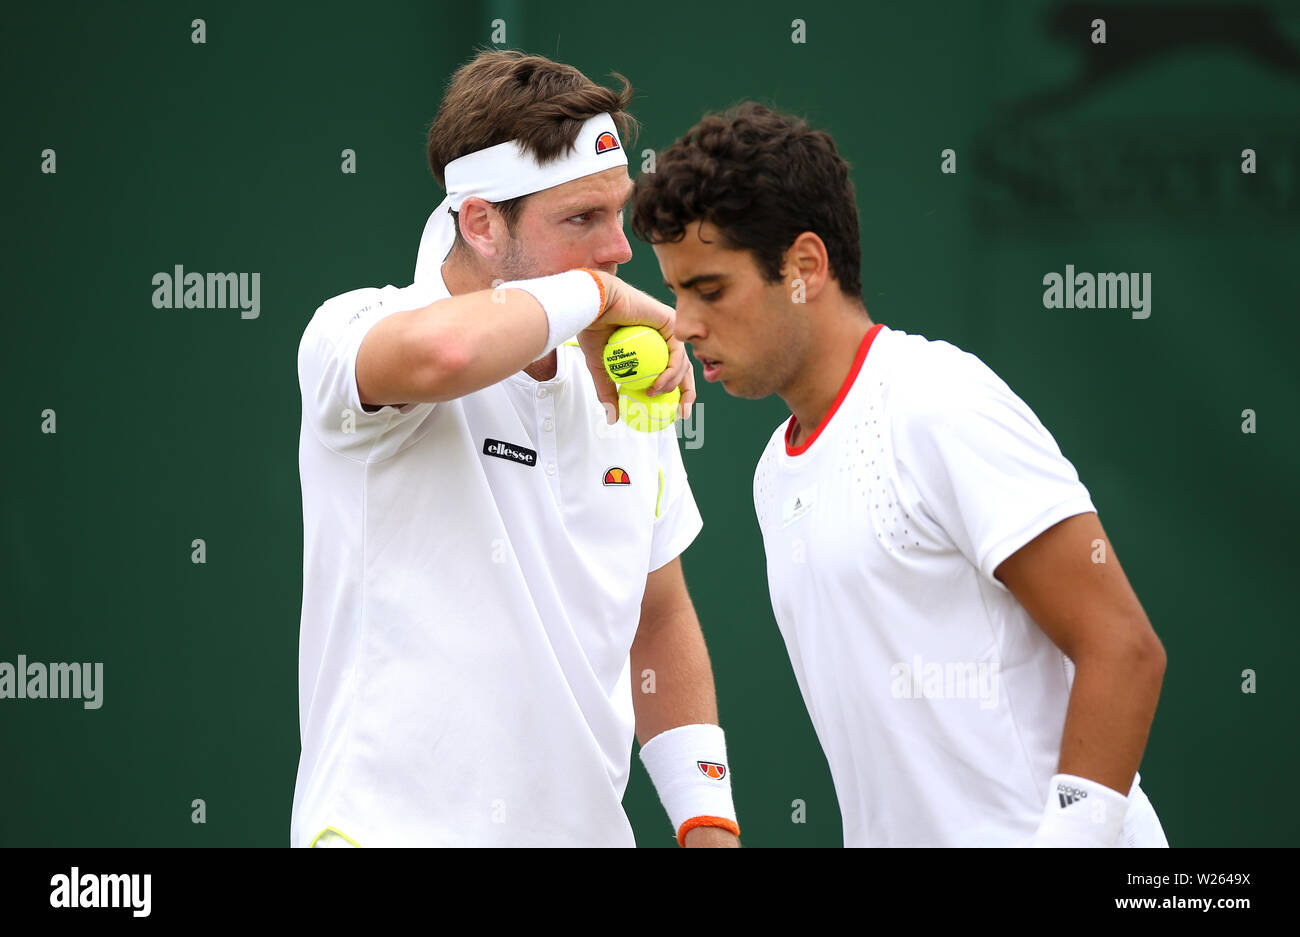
[639,723,738,847]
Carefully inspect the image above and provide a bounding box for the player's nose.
[594,219,633,269]
[674,299,706,344]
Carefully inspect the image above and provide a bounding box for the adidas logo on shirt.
[1057,783,1089,809]
[781,486,817,527]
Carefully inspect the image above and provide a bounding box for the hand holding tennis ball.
[601,327,682,432]
[603,326,669,390]
[576,271,695,426]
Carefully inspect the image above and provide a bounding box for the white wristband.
[638,723,738,846]
[497,268,604,356]
[1031,773,1129,847]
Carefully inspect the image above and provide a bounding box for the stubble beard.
[496,232,542,283]
[727,301,807,400]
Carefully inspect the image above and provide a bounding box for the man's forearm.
[629,606,719,746]
[1055,641,1165,793]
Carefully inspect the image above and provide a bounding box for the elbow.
[1127,612,1166,679]
[1120,623,1167,689]
[1072,618,1166,685]
[421,325,471,401]
[1130,629,1166,708]
[1143,629,1167,682]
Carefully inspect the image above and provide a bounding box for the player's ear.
[457,197,503,259]
[784,231,830,301]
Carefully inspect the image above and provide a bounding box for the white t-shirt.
[754,323,1164,847]
[292,273,702,847]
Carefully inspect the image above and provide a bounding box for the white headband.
[414,112,629,286]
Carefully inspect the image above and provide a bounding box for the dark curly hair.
[632,102,863,300]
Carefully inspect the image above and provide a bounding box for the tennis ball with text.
[603,326,669,391]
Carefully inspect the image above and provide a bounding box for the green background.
[3,0,1297,846]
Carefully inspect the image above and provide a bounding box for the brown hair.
[427,49,639,247]
[631,102,863,300]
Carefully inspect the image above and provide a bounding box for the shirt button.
[545,462,557,475]
[537,387,549,399]
[543,418,554,432]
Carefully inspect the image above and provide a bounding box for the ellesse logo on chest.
[483,438,537,467]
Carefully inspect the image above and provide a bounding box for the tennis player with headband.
[292,50,738,847]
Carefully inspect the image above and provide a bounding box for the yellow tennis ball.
[620,385,681,433]
[603,326,669,391]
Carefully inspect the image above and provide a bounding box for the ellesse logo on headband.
[594,131,621,155]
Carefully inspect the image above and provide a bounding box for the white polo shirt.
[754,323,1165,847]
[292,272,702,847]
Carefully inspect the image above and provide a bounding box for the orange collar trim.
[785,323,884,457]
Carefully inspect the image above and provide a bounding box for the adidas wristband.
[1030,773,1129,847]
[497,268,606,357]
[638,723,739,846]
